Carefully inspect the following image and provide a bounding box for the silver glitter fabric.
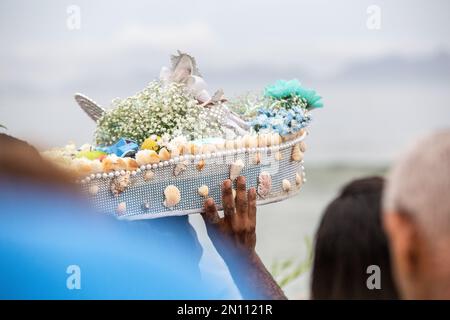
[80,135,307,220]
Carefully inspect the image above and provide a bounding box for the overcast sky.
[1,0,449,93]
[0,0,449,163]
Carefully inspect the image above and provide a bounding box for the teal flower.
[264,79,323,110]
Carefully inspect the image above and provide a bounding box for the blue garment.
[0,181,215,299]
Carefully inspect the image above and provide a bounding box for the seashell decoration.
[258,134,268,147]
[110,173,131,197]
[248,135,258,148]
[88,184,99,196]
[299,141,307,153]
[196,159,206,171]
[116,202,126,214]
[189,143,200,155]
[282,179,291,192]
[274,151,283,161]
[173,161,188,176]
[163,185,181,208]
[253,152,261,165]
[291,144,303,162]
[225,140,235,151]
[144,170,155,181]
[125,158,139,171]
[198,185,209,197]
[158,147,171,161]
[135,150,152,166]
[101,156,118,173]
[103,157,127,171]
[148,150,161,164]
[230,159,244,181]
[257,171,272,198]
[90,159,103,173]
[296,172,303,187]
[234,137,243,149]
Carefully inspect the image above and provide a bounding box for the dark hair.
[311,176,398,299]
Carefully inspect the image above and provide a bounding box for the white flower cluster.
[95,81,224,146]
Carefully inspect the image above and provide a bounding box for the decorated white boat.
[43,51,323,220]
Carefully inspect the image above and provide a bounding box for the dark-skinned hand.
[202,176,257,258]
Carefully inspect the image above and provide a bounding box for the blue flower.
[250,104,312,136]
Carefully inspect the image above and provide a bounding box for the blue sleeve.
[0,183,218,299]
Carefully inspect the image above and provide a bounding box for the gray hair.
[383,129,450,236]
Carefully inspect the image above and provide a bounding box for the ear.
[383,212,421,297]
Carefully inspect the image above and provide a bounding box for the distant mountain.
[331,51,450,83]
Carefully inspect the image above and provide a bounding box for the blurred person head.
[0,133,74,187]
[383,129,450,299]
[311,177,399,299]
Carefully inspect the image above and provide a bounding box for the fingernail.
[223,179,231,188]
[205,198,214,207]
[237,176,246,183]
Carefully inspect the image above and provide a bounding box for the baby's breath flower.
[95,81,224,145]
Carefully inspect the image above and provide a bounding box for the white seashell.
[243,135,251,148]
[225,140,235,151]
[206,144,217,154]
[110,173,131,197]
[215,140,225,151]
[144,170,155,181]
[148,150,161,164]
[163,185,181,208]
[274,151,283,161]
[190,143,201,155]
[258,134,268,147]
[178,143,189,155]
[90,160,103,173]
[135,150,152,166]
[124,157,139,171]
[230,159,244,181]
[299,141,307,152]
[173,161,188,176]
[253,152,261,165]
[282,179,291,192]
[274,133,282,145]
[158,147,171,161]
[88,185,99,196]
[291,144,303,162]
[170,147,180,157]
[268,133,280,146]
[72,158,93,176]
[296,172,303,187]
[116,202,126,214]
[257,172,272,198]
[196,159,206,171]
[198,185,209,197]
[248,135,258,148]
[234,137,243,149]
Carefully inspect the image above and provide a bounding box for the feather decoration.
[74,93,105,122]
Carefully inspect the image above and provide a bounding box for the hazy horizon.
[1,0,449,165]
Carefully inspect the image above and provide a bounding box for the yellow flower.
[141,136,161,151]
